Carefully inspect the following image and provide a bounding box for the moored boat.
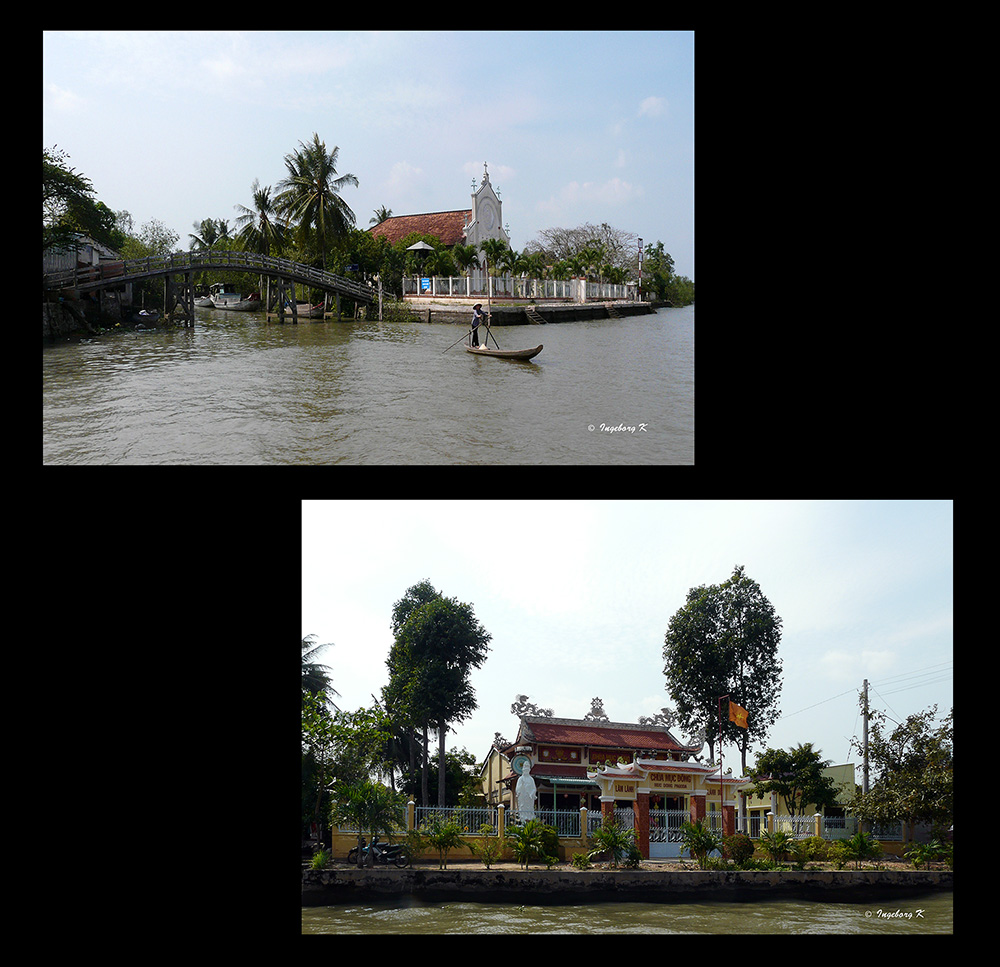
[465,343,542,360]
[209,283,261,310]
[289,302,326,318]
[224,297,263,311]
[210,283,262,310]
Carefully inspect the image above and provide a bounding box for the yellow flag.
[728,701,748,728]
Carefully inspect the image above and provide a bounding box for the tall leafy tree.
[384,580,441,806]
[663,565,782,772]
[384,581,491,807]
[275,133,358,271]
[716,565,783,773]
[662,582,729,763]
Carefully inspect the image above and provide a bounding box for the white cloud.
[45,83,86,113]
[638,95,666,117]
[537,177,642,215]
[384,161,425,194]
[819,648,897,684]
[463,161,516,182]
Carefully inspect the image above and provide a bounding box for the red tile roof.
[368,210,471,247]
[517,717,694,752]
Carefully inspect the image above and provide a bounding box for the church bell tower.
[466,163,510,251]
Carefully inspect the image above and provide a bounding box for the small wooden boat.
[465,343,542,360]
[223,298,262,311]
[266,303,326,320]
[292,303,327,318]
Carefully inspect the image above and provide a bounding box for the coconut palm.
[479,237,508,284]
[234,179,287,257]
[452,243,479,278]
[275,133,358,271]
[189,217,226,252]
[302,634,338,703]
[370,205,393,226]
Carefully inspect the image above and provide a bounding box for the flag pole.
[718,694,728,821]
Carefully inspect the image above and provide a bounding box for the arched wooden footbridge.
[43,250,374,324]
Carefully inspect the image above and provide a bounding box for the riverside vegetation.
[310,814,953,873]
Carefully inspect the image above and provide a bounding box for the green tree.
[748,742,840,817]
[452,243,480,279]
[716,565,783,773]
[479,238,509,284]
[188,217,228,252]
[331,778,406,867]
[663,564,782,771]
[301,634,337,702]
[850,704,953,831]
[43,146,124,254]
[234,179,288,257]
[662,583,728,762]
[413,813,468,869]
[384,580,441,806]
[395,592,491,807]
[276,133,358,271]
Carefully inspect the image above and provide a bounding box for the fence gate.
[649,809,688,858]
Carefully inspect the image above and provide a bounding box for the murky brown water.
[302,890,952,934]
[42,305,692,464]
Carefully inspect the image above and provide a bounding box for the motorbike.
[347,834,411,868]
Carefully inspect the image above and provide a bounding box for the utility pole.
[862,679,869,795]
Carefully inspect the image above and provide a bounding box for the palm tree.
[275,133,358,271]
[234,179,287,257]
[302,634,339,704]
[452,243,479,279]
[479,237,508,296]
[189,217,222,252]
[370,205,392,226]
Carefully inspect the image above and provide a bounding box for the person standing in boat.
[470,303,490,347]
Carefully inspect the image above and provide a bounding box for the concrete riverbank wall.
[405,301,657,326]
[303,867,953,905]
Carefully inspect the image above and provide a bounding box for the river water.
[302,891,952,934]
[42,305,692,465]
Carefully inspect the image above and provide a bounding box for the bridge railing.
[42,251,374,302]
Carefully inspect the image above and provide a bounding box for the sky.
[302,500,953,782]
[42,31,693,280]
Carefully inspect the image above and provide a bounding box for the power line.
[775,687,856,722]
[870,660,952,689]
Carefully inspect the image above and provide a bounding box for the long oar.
[441,329,475,354]
[485,262,502,349]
